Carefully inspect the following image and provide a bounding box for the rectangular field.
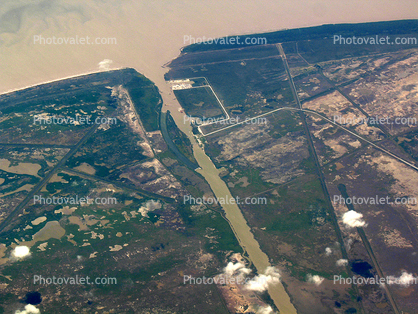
[174,85,226,119]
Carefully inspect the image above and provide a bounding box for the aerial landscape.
[1,1,418,314]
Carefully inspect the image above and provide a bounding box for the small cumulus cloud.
[12,246,31,259]
[138,200,162,218]
[246,266,281,292]
[344,238,354,251]
[223,261,251,277]
[98,59,113,71]
[217,257,282,294]
[336,259,348,267]
[307,274,324,286]
[387,271,417,287]
[342,210,367,228]
[214,260,252,287]
[15,304,40,314]
[256,305,274,314]
[325,247,332,256]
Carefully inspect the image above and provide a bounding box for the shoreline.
[2,19,416,97]
[175,18,417,54]
[0,67,125,97]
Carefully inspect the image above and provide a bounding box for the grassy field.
[174,86,224,119]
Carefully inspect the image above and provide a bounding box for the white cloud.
[223,261,251,277]
[325,247,332,256]
[218,259,281,293]
[12,246,31,259]
[336,259,348,267]
[15,304,40,314]
[307,274,324,286]
[387,271,417,287]
[98,59,113,71]
[138,200,162,218]
[246,267,281,292]
[257,305,274,314]
[342,210,367,228]
[215,260,250,287]
[344,238,353,251]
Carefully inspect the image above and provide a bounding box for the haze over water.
[0,0,417,96]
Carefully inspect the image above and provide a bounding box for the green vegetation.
[182,20,418,53]
[174,86,224,119]
[396,129,418,161]
[226,168,275,198]
[65,120,149,180]
[267,110,303,139]
[123,69,162,132]
[165,113,198,165]
[167,56,294,118]
[159,111,198,170]
[0,68,240,313]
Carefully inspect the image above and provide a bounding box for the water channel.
[161,91,297,314]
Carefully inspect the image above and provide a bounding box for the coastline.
[0,68,124,97]
[1,0,417,95]
[2,18,417,97]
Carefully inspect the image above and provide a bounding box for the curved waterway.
[161,90,297,314]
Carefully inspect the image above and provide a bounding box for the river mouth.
[1,1,415,95]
